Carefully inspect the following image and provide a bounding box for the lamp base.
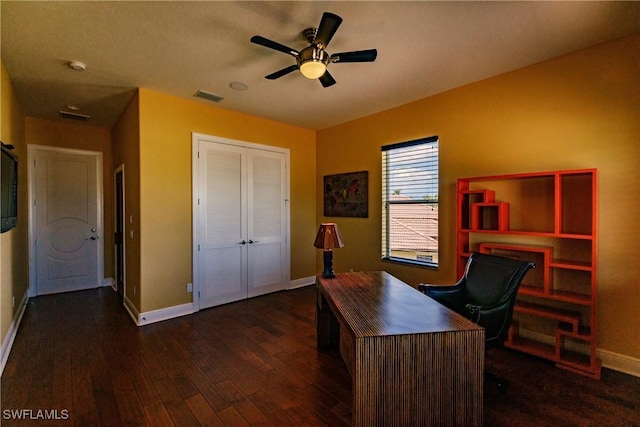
[322,250,335,278]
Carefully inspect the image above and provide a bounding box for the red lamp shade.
[314,223,344,278]
[313,223,344,250]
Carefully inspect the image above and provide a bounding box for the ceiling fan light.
[300,60,327,79]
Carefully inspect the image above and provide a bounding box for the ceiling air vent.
[194,90,224,103]
[59,110,90,121]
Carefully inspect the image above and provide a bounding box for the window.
[382,136,439,267]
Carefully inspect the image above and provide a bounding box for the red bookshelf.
[457,169,600,379]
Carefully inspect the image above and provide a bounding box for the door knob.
[238,240,247,245]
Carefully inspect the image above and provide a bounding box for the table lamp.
[313,223,344,278]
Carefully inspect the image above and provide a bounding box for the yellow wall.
[25,117,114,280]
[2,34,637,365]
[316,35,640,359]
[135,88,316,312]
[111,92,141,308]
[0,62,28,345]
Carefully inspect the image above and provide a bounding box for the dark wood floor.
[1,286,639,426]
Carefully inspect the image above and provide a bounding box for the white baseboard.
[123,296,195,326]
[519,328,640,378]
[0,290,29,375]
[289,275,315,289]
[137,302,195,326]
[598,349,640,378]
[120,276,314,326]
[122,275,316,326]
[101,277,115,290]
[123,295,140,325]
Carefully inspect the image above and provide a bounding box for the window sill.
[382,257,438,270]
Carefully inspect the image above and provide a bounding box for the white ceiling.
[2,1,639,130]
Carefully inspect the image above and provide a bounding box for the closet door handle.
[238,240,247,245]
[248,240,259,244]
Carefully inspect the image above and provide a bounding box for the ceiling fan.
[250,12,377,88]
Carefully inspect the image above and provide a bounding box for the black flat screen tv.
[1,143,18,233]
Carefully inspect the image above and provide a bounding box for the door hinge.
[198,244,201,251]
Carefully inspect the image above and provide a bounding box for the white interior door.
[197,143,248,308]
[32,147,103,295]
[194,134,289,310]
[247,149,288,297]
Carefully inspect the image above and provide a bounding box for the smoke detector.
[68,60,87,71]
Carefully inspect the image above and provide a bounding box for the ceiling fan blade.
[331,49,378,63]
[265,64,299,80]
[250,35,298,56]
[314,12,342,48]
[319,70,336,88]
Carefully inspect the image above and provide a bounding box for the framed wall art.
[323,171,368,218]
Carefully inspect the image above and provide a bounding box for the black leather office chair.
[418,252,534,390]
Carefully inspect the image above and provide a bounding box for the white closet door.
[247,149,288,297]
[198,144,248,308]
[195,136,289,310]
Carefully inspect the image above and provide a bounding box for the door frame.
[114,164,126,300]
[191,132,290,311]
[27,145,104,297]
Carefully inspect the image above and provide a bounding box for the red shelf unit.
[457,169,600,379]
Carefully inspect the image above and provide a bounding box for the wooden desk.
[316,271,484,427]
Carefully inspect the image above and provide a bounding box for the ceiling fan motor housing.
[298,46,329,66]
